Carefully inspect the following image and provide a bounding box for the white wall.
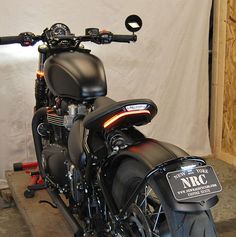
[0,0,212,178]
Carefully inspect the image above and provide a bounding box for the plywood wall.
[222,0,236,156]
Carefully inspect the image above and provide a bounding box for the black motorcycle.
[0,15,222,237]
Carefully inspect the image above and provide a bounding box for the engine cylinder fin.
[47,113,64,126]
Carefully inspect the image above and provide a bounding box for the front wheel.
[112,159,217,237]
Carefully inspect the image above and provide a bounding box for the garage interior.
[0,0,236,236]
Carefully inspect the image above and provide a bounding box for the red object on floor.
[24,167,46,198]
[37,175,44,185]
[13,161,45,198]
[13,161,38,171]
[29,174,38,186]
[27,167,44,187]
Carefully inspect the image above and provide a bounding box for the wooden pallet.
[5,170,73,237]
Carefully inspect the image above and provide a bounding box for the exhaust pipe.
[32,108,84,236]
[48,188,84,236]
[32,107,47,177]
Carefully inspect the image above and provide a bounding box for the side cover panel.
[101,138,218,212]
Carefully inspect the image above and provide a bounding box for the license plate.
[166,165,222,202]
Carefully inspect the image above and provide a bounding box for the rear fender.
[101,138,218,212]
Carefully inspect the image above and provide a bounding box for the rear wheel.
[112,159,217,237]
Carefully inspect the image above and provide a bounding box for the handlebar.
[0,32,40,46]
[112,34,137,43]
[0,29,137,48]
[0,35,23,45]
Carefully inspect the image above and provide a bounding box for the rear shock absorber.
[35,44,48,110]
[105,130,127,152]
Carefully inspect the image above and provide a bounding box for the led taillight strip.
[103,110,151,128]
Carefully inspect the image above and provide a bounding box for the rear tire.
[112,159,217,237]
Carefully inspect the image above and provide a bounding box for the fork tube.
[35,44,48,110]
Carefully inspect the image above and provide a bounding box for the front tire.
[112,159,217,237]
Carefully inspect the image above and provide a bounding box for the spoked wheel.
[129,187,167,237]
[115,180,168,237]
[126,203,154,237]
[112,159,217,237]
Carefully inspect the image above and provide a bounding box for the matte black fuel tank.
[44,52,107,100]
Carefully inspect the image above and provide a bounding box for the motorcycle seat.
[83,96,157,130]
[93,96,116,110]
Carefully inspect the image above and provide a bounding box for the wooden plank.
[5,170,73,237]
[210,0,228,155]
[222,0,236,158]
[219,152,236,166]
[211,0,236,165]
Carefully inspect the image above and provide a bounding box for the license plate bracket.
[166,165,222,202]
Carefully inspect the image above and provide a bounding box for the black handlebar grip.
[0,35,23,45]
[112,34,137,43]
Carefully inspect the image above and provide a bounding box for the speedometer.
[50,23,71,36]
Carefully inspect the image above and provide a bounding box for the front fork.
[35,44,48,111]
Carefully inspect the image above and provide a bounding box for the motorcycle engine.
[39,101,86,194]
[42,144,69,189]
[47,103,86,131]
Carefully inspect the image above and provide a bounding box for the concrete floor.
[206,158,236,237]
[0,206,30,237]
[0,158,235,237]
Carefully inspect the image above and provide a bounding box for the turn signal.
[36,71,44,77]
[103,110,151,128]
